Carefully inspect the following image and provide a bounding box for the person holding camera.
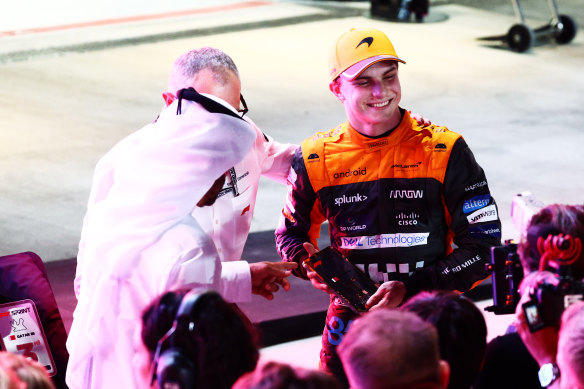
[515,290,584,389]
[475,204,584,389]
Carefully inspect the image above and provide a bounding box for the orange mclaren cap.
[328,28,406,81]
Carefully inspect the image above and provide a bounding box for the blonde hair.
[338,309,442,389]
[0,352,55,389]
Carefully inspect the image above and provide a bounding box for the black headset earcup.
[152,290,221,388]
[157,348,197,389]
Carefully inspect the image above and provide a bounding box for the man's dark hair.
[401,290,487,389]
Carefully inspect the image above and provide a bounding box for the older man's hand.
[249,261,297,300]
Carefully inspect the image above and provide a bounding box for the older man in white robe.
[66,48,296,388]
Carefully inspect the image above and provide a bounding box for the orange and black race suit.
[275,110,502,384]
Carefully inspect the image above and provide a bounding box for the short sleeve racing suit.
[275,110,502,383]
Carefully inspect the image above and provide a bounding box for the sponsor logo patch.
[469,223,502,238]
[339,232,429,249]
[334,193,368,206]
[389,190,424,199]
[217,171,250,199]
[441,255,482,274]
[311,127,342,142]
[466,205,498,224]
[339,224,367,232]
[434,143,447,152]
[463,194,491,214]
[333,167,367,179]
[391,161,422,169]
[396,212,421,226]
[365,139,389,150]
[307,153,320,162]
[340,217,367,231]
[356,37,374,48]
[464,180,487,192]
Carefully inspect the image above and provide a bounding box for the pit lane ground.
[1,0,582,368]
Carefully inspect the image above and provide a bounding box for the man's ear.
[329,79,344,102]
[162,92,175,107]
[438,360,450,389]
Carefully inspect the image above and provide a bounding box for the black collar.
[175,87,243,121]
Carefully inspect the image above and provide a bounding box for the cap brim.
[340,55,406,80]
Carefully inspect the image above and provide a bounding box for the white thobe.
[66,98,255,389]
[191,114,296,268]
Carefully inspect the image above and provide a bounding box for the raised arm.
[275,147,327,279]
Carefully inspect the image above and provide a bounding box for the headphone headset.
[150,290,222,389]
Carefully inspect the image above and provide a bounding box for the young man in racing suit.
[275,28,502,386]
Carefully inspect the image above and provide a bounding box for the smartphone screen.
[522,300,546,332]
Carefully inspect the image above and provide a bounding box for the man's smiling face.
[331,60,402,136]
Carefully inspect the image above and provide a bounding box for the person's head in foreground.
[401,291,487,389]
[555,301,584,389]
[141,289,259,389]
[0,351,56,389]
[328,28,406,136]
[337,309,449,389]
[515,204,584,335]
[519,204,584,277]
[232,360,342,389]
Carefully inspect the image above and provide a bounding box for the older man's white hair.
[167,47,240,96]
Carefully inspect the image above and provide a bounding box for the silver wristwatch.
[538,363,560,387]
